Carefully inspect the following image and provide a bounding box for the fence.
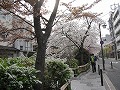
[60,63,90,90]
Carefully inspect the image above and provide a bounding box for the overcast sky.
[69,0,120,37]
[75,0,120,37]
[48,0,120,37]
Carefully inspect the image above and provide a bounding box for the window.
[20,46,23,50]
[0,32,8,41]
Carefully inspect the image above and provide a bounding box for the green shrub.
[66,58,79,68]
[0,57,35,68]
[44,58,73,90]
[66,59,80,76]
[74,48,90,65]
[0,58,41,90]
[0,57,74,90]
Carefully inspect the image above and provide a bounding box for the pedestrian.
[90,54,96,73]
[94,56,98,61]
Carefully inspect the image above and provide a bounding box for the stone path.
[71,70,106,90]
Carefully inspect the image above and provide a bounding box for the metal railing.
[60,63,90,90]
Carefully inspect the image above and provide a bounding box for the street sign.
[100,41,104,44]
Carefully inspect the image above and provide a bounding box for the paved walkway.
[71,60,117,90]
[71,69,106,90]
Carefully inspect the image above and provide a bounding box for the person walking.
[90,54,96,73]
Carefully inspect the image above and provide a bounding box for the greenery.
[66,58,79,68]
[0,57,75,90]
[74,48,90,65]
[0,57,35,68]
[44,58,73,90]
[65,59,80,76]
[0,55,91,90]
[0,56,91,90]
[0,58,41,90]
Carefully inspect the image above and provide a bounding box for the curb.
[103,73,116,90]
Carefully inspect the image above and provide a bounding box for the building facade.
[102,35,113,58]
[108,4,120,59]
[0,8,34,57]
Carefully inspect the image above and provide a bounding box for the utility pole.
[99,24,105,70]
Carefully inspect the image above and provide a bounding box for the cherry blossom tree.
[0,0,102,89]
[0,0,60,89]
[47,9,103,64]
[47,13,102,65]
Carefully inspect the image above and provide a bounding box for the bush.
[74,48,90,65]
[0,57,35,68]
[66,58,79,68]
[44,58,73,90]
[66,59,80,76]
[0,58,41,90]
[0,57,74,90]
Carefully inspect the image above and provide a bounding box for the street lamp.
[99,23,106,70]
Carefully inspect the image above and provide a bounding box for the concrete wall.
[14,39,33,52]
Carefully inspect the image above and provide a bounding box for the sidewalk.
[71,60,116,90]
[71,69,106,90]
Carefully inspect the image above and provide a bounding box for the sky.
[73,0,120,37]
[48,0,120,37]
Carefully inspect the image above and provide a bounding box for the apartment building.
[0,8,34,58]
[102,35,113,58]
[13,15,33,53]
[108,4,120,59]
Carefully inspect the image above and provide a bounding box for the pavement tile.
[71,69,107,90]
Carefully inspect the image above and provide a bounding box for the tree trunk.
[35,41,46,90]
[79,47,84,65]
[33,1,60,90]
[34,14,46,90]
[79,42,84,65]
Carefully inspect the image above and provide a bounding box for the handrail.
[72,63,89,70]
[78,63,89,68]
[60,82,70,90]
[60,63,90,90]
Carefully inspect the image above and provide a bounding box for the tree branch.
[44,0,60,42]
[0,4,34,28]
[19,1,33,15]
[52,9,67,27]
[11,28,35,35]
[56,45,75,54]
[65,32,80,49]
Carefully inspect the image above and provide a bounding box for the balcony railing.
[115,24,120,34]
[117,45,120,50]
[116,35,120,42]
[113,15,120,26]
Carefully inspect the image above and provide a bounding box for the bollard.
[98,65,100,75]
[56,81,59,89]
[100,69,103,86]
[111,62,113,69]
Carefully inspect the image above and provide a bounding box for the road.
[98,58,120,90]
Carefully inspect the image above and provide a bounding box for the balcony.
[116,35,120,42]
[117,45,120,50]
[115,24,120,34]
[113,9,119,18]
[113,15,120,26]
